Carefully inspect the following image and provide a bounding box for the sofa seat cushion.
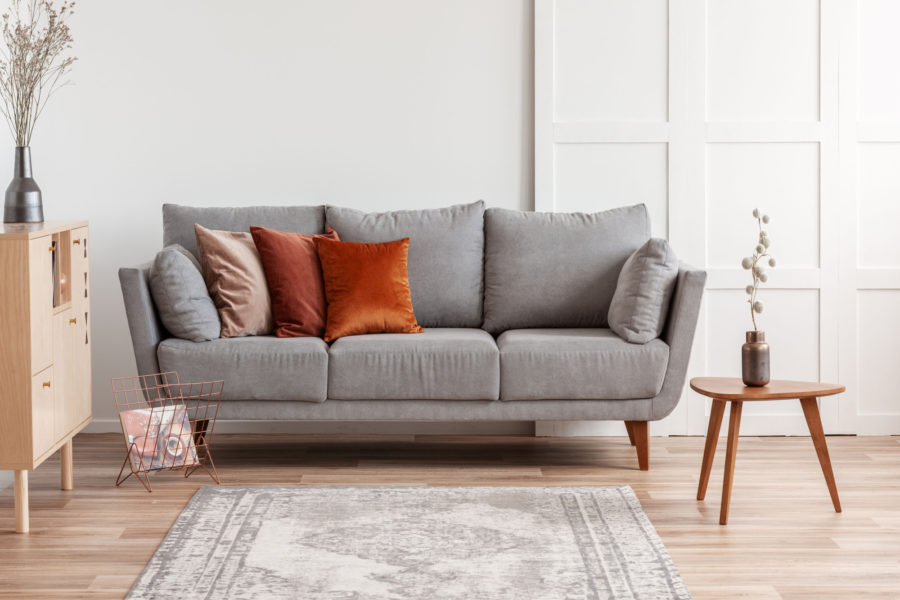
[328,328,499,400]
[157,336,329,402]
[498,329,669,401]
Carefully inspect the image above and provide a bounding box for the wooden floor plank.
[0,433,897,600]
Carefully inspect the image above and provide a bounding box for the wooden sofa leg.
[625,421,649,470]
[624,421,636,446]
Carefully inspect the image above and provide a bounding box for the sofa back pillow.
[483,204,651,334]
[608,238,679,344]
[148,244,221,342]
[250,226,340,338]
[164,204,325,258]
[325,201,485,328]
[194,224,273,337]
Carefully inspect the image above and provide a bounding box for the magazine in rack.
[119,404,198,471]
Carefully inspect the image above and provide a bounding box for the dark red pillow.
[250,226,340,338]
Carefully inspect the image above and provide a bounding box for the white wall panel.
[539,0,899,435]
[553,0,668,122]
[706,143,820,269]
[536,0,888,435]
[857,291,900,415]
[858,0,900,121]
[554,143,668,236]
[707,0,820,122]
[858,143,900,267]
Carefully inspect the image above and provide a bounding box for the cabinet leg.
[14,470,28,534]
[61,439,74,491]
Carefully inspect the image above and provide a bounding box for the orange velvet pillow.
[250,226,340,338]
[314,237,424,342]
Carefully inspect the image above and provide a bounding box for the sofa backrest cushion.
[163,204,326,258]
[325,201,485,328]
[482,204,651,334]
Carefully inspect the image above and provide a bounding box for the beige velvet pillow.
[194,224,273,337]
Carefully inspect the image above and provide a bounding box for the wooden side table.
[690,377,845,525]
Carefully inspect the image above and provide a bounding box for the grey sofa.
[119,201,706,469]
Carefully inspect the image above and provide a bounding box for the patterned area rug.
[128,486,692,599]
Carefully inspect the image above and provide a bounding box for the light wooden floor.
[0,433,898,599]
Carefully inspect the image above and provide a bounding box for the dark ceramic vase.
[4,146,43,223]
[742,330,770,387]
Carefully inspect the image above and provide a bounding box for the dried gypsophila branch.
[0,0,76,147]
[740,208,776,331]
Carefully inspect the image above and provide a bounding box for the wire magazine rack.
[112,372,224,492]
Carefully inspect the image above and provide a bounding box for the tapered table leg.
[61,439,74,491]
[14,470,28,534]
[720,401,743,525]
[697,399,726,500]
[800,397,842,513]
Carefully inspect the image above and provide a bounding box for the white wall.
[0,0,533,447]
[536,0,900,436]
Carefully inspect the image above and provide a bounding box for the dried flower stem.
[0,0,76,147]
[741,209,775,332]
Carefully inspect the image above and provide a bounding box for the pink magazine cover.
[119,404,198,471]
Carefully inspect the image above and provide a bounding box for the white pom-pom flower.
[768,257,776,267]
[745,285,754,295]
[752,300,764,313]
[761,237,770,248]
[741,257,753,269]
[758,272,768,283]
[762,214,770,224]
[756,244,764,254]
[752,208,760,218]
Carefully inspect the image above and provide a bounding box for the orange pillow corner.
[314,236,423,342]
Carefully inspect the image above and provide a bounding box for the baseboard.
[535,421,632,437]
[83,419,537,436]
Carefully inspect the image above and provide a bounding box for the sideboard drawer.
[31,368,55,457]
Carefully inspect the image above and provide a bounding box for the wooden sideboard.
[0,221,91,533]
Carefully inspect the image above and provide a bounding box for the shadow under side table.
[689,377,845,525]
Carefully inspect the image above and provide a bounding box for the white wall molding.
[536,0,895,436]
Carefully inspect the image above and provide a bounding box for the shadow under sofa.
[119,202,706,470]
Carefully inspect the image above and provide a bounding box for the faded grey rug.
[128,486,692,599]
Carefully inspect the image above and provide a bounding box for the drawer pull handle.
[42,381,50,388]
[48,245,55,252]
[73,239,80,245]
[69,317,77,324]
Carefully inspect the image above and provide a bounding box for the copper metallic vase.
[742,330,770,387]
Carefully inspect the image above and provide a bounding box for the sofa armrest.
[119,262,167,376]
[651,262,707,420]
